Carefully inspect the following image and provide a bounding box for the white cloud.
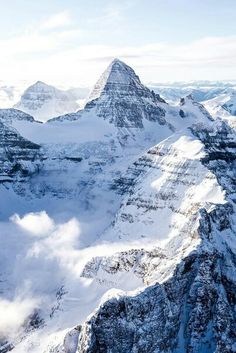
[0,297,38,337]
[0,211,141,349]
[11,212,81,274]
[0,29,235,84]
[11,211,55,236]
[0,213,82,339]
[41,11,72,30]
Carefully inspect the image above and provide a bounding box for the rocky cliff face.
[0,121,41,183]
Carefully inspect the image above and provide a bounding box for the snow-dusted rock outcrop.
[82,247,167,286]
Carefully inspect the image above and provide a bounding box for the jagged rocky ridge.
[0,108,36,124]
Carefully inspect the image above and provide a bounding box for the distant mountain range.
[0,78,235,122]
[0,81,89,122]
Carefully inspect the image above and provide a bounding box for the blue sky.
[0,0,235,86]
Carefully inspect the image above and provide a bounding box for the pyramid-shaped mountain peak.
[82,59,168,128]
[35,80,47,86]
[88,58,145,102]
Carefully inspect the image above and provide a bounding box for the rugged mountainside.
[76,121,236,353]
[0,120,41,184]
[14,81,80,122]
[0,59,236,353]
[0,108,36,124]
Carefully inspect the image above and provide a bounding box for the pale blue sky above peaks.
[0,0,235,85]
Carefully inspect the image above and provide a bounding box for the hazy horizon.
[0,0,236,86]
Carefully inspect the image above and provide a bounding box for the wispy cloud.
[0,29,235,85]
[41,11,72,30]
[11,211,55,236]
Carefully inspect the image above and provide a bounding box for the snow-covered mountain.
[0,59,236,353]
[149,81,236,104]
[203,90,236,131]
[14,81,82,122]
[49,58,168,128]
[204,90,236,117]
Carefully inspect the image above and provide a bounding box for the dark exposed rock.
[179,109,186,118]
[0,342,14,353]
[0,121,42,182]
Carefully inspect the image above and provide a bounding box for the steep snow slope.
[14,81,80,122]
[0,60,235,353]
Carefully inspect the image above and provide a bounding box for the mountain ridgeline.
[0,59,236,353]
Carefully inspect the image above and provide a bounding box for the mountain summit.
[85,59,167,128]
[88,58,166,103]
[88,59,148,101]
